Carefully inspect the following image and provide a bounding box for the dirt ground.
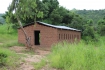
[0,42,3,45]
[10,46,57,70]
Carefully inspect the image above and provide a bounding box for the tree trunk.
[17,18,32,49]
[10,0,32,49]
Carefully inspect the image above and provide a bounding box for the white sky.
[58,0,105,10]
[0,0,12,13]
[0,0,105,13]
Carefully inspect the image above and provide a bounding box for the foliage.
[70,14,85,30]
[99,25,105,36]
[97,19,105,36]
[8,0,43,24]
[42,0,59,18]
[0,14,5,24]
[49,40,105,70]
[74,9,105,24]
[50,9,63,24]
[72,9,105,39]
[82,26,96,40]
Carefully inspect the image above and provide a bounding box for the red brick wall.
[34,23,58,47]
[18,23,58,48]
[18,25,34,46]
[18,22,81,48]
[57,29,81,43]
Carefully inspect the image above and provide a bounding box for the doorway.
[34,31,40,45]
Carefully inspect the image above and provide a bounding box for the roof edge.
[18,21,81,32]
[37,21,81,32]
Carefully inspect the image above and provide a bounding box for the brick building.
[18,21,81,48]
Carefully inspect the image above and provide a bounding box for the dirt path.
[10,46,55,70]
[19,54,44,70]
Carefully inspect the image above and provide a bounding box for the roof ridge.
[37,21,81,32]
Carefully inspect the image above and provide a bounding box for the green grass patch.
[0,47,21,70]
[0,24,24,48]
[0,24,23,70]
[1,41,24,48]
[49,39,105,70]
[0,24,17,43]
[33,59,46,70]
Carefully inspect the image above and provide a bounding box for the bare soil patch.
[10,46,57,70]
[10,46,50,55]
[0,42,3,45]
[10,46,27,53]
[19,55,46,70]
[40,64,59,70]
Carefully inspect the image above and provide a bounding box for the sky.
[58,0,105,10]
[0,0,12,13]
[0,0,105,13]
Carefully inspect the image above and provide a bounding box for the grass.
[1,24,105,70]
[49,39,105,70]
[0,24,17,43]
[0,24,23,70]
[33,59,46,70]
[0,47,21,70]
[0,24,24,47]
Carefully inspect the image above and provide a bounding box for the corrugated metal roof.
[37,21,81,32]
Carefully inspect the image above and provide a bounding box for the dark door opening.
[34,31,40,45]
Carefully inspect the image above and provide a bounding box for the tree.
[42,0,59,18]
[56,7,74,24]
[70,14,85,30]
[87,19,93,26]
[50,9,63,24]
[82,26,95,41]
[0,14,5,24]
[99,25,105,36]
[8,0,43,48]
[97,19,105,36]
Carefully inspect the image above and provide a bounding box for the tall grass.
[0,24,17,43]
[49,39,105,70]
[0,24,22,69]
[0,47,21,70]
[0,24,24,47]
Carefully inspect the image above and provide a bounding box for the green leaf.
[37,11,43,18]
